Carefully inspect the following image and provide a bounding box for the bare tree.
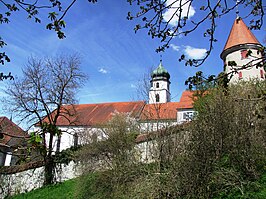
[2,54,87,185]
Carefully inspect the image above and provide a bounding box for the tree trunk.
[44,155,55,185]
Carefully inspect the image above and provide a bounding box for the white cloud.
[163,0,196,26]
[98,68,108,74]
[130,84,136,88]
[170,44,180,51]
[184,45,207,59]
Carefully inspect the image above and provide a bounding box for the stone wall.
[0,161,81,198]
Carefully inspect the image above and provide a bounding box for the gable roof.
[53,101,146,127]
[223,17,261,51]
[0,117,28,146]
[41,91,195,127]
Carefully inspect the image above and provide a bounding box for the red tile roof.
[0,117,28,146]
[140,102,179,121]
[53,101,146,126]
[223,17,261,51]
[41,91,195,126]
[177,90,194,109]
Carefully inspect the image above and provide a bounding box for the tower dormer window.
[155,94,160,102]
[241,50,248,59]
[156,82,159,88]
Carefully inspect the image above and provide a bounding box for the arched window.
[155,94,160,102]
[156,82,159,88]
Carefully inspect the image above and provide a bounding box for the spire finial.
[236,0,240,19]
[160,54,162,63]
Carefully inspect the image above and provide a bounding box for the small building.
[0,117,29,166]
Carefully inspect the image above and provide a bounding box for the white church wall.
[57,127,106,152]
[177,109,196,124]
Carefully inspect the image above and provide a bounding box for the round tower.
[220,17,265,83]
[148,61,171,104]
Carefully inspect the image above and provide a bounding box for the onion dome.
[151,61,170,79]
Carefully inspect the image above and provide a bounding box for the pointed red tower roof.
[223,17,260,51]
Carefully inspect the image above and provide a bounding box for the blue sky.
[0,0,265,108]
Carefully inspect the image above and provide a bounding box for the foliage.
[76,113,143,198]
[8,171,266,199]
[178,80,266,198]
[76,81,266,198]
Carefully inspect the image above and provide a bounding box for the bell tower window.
[155,94,160,102]
[156,82,159,88]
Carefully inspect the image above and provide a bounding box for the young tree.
[176,80,266,198]
[2,54,87,185]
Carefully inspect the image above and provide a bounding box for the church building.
[39,16,264,152]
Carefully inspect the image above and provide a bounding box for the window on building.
[183,112,195,121]
[241,50,248,59]
[238,71,243,79]
[73,133,78,148]
[156,82,159,88]
[155,94,160,102]
[260,70,265,79]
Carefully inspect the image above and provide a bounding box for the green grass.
[8,178,77,199]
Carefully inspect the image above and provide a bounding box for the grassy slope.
[8,178,77,199]
[9,173,266,199]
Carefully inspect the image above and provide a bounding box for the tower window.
[238,71,243,79]
[155,94,160,102]
[156,82,159,88]
[260,70,265,79]
[241,50,248,59]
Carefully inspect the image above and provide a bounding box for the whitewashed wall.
[225,48,265,83]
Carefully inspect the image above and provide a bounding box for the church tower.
[220,17,265,83]
[149,61,171,104]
